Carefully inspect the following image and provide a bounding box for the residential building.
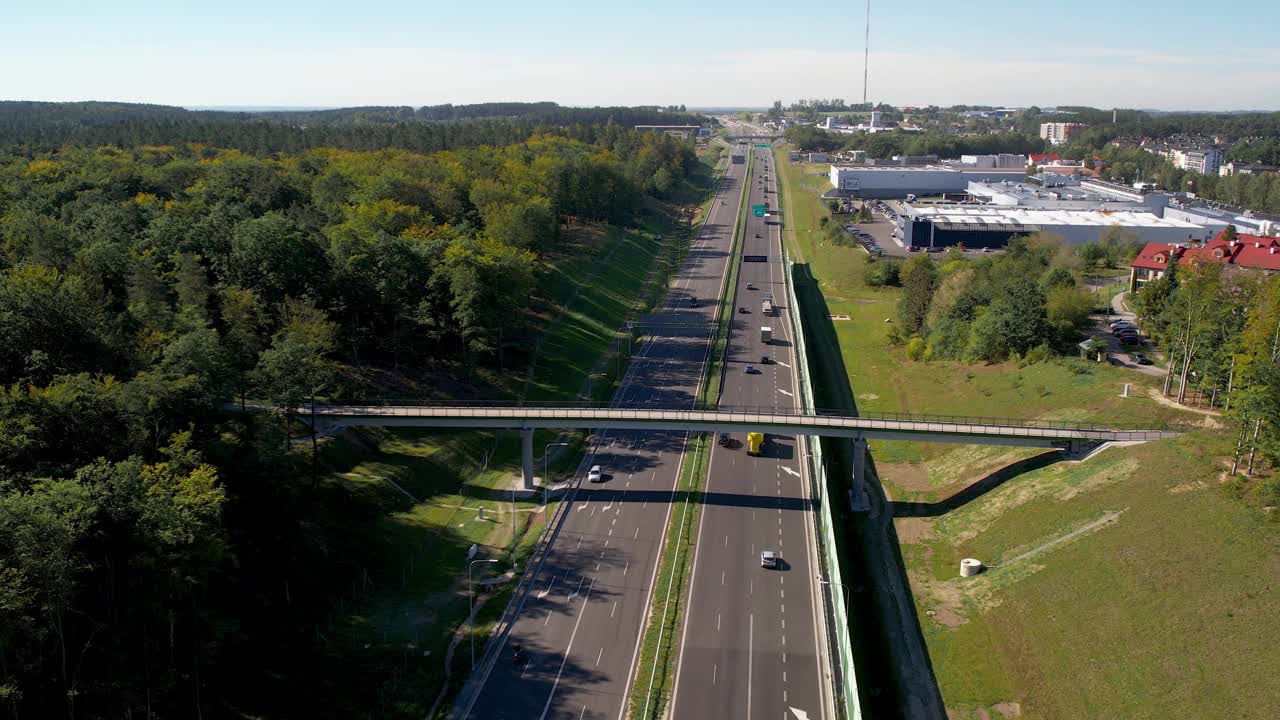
[1170,146,1224,175]
[1028,153,1060,166]
[1129,233,1280,290]
[1039,122,1085,145]
[1220,161,1280,177]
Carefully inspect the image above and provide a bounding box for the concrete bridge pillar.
[851,436,870,512]
[520,428,535,491]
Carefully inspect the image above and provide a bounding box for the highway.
[460,143,749,720]
[671,144,833,720]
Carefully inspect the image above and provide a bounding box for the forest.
[0,100,708,155]
[0,114,698,716]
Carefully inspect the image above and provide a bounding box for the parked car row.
[1110,319,1141,344]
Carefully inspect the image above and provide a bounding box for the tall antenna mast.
[862,0,871,106]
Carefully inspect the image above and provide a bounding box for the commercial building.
[959,153,1027,169]
[1040,122,1086,145]
[896,206,1210,251]
[1130,233,1280,290]
[1163,197,1279,237]
[828,165,1026,197]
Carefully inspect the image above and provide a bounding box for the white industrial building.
[828,165,1026,198]
[897,206,1211,250]
[959,153,1027,169]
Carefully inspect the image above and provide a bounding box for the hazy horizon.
[3,0,1277,110]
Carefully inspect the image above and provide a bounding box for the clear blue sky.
[3,0,1277,110]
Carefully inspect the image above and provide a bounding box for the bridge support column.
[851,436,870,512]
[520,428,535,491]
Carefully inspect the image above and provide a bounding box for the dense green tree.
[897,255,938,336]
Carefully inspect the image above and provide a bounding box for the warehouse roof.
[906,206,1204,229]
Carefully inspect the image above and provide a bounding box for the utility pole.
[862,0,872,106]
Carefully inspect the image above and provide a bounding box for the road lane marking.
[539,576,595,720]
[717,612,721,632]
[782,466,800,478]
[611,601,617,618]
[596,647,604,667]
[634,528,639,540]
[624,561,630,576]
[748,613,754,720]
[776,360,790,368]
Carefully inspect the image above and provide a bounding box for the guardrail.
[784,255,862,720]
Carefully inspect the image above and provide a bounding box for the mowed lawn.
[904,431,1280,720]
[775,148,1280,719]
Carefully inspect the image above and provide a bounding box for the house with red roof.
[1028,153,1059,166]
[1129,231,1280,291]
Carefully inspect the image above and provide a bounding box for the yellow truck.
[747,432,765,456]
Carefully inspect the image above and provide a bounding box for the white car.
[760,550,779,569]
[587,465,603,483]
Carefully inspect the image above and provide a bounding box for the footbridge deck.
[304,401,1181,447]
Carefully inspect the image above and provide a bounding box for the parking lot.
[1087,294,1165,377]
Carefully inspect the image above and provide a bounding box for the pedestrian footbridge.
[292,402,1181,489]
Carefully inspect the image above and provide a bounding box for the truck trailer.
[760,326,772,343]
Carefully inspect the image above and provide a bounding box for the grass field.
[775,147,1280,719]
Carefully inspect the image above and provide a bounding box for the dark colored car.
[738,306,749,313]
[1130,351,1152,365]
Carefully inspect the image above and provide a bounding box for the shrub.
[906,336,927,361]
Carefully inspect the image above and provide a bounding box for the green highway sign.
[754,143,770,148]
[752,204,766,217]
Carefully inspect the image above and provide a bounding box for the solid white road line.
[747,613,754,720]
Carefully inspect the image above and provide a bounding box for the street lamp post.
[469,558,500,669]
[817,576,853,602]
[543,442,571,490]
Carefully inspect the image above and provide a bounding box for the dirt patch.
[896,517,937,544]
[993,701,1022,718]
[1169,480,1208,494]
[857,392,880,401]
[1144,387,1225,427]
[922,577,967,629]
[880,462,931,492]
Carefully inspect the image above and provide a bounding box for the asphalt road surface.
[671,146,833,720]
[462,144,748,720]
